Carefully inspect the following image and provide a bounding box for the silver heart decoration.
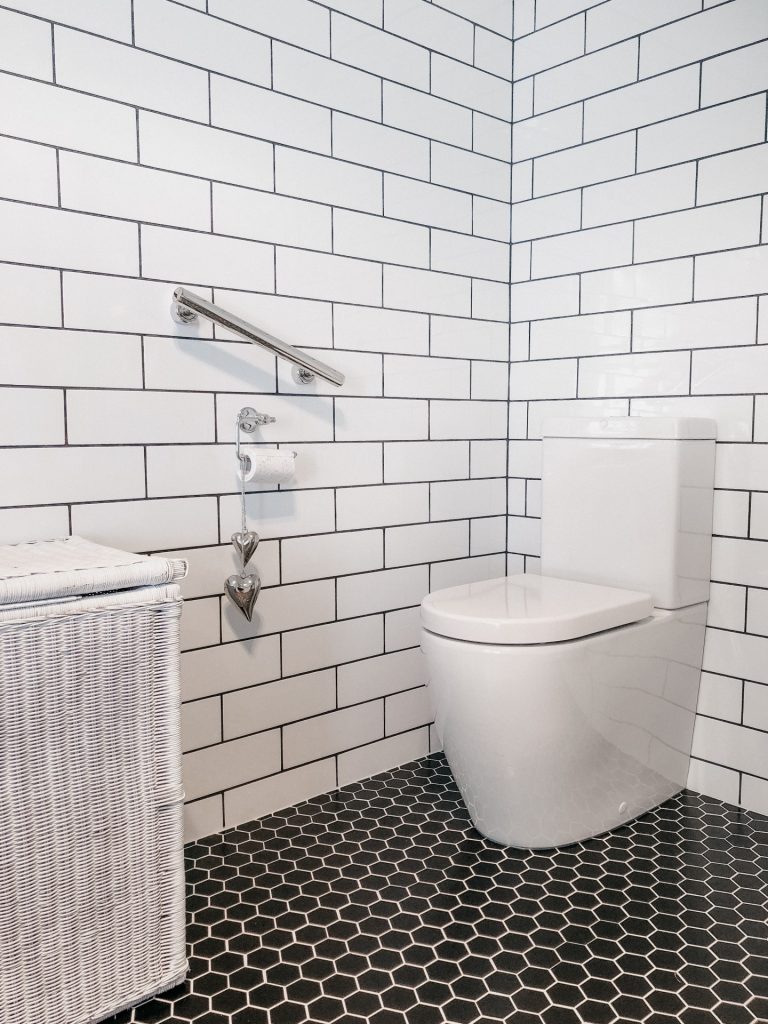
[225,572,261,621]
[231,530,259,568]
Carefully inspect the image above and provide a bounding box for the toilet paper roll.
[239,447,296,484]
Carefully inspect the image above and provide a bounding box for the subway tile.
[185,795,223,842]
[474,280,509,323]
[334,210,429,268]
[753,398,768,442]
[470,515,507,555]
[336,483,430,529]
[630,396,753,442]
[183,730,280,801]
[475,28,513,79]
[0,199,138,276]
[579,351,690,398]
[639,0,768,78]
[6,0,133,41]
[282,530,383,583]
[386,686,431,734]
[0,447,143,505]
[474,113,512,163]
[282,615,384,677]
[145,444,272,498]
[0,73,137,160]
[581,259,693,313]
[385,520,468,567]
[747,588,768,636]
[635,199,761,263]
[384,266,471,317]
[431,143,510,202]
[691,714,768,776]
[432,230,509,282]
[741,775,768,817]
[334,304,428,355]
[143,336,274,395]
[383,81,471,148]
[214,290,334,352]
[472,360,509,400]
[0,265,61,327]
[0,8,52,80]
[337,565,429,619]
[749,494,768,541]
[277,249,381,305]
[142,226,274,292]
[430,552,506,590]
[55,26,209,121]
[701,38,768,106]
[337,728,428,787]
[134,0,271,85]
[0,387,64,446]
[274,42,381,121]
[223,670,336,740]
[709,581,747,631]
[508,440,542,477]
[533,133,636,198]
[471,440,512,478]
[209,0,330,55]
[0,328,141,387]
[582,164,696,229]
[335,398,427,441]
[698,144,768,205]
[383,0,473,62]
[385,441,468,483]
[139,111,274,190]
[531,311,631,359]
[513,79,534,122]
[384,176,472,233]
[180,599,220,654]
[511,161,533,202]
[60,153,211,231]
[507,515,541,556]
[181,635,281,702]
[585,67,700,142]
[430,400,508,440]
[331,13,428,89]
[510,276,580,322]
[0,507,70,546]
[534,40,638,115]
[712,538,768,589]
[586,0,700,50]
[714,492,750,538]
[0,137,57,205]
[473,197,511,243]
[637,95,766,172]
[68,390,213,445]
[687,758,740,805]
[438,0,512,36]
[333,114,430,179]
[513,103,583,161]
[532,223,633,278]
[211,75,331,155]
[695,247,768,302]
[430,478,507,521]
[509,359,577,400]
[514,15,584,79]
[338,648,426,706]
[697,671,743,723]
[431,55,511,120]
[72,497,218,552]
[384,355,469,400]
[224,759,337,829]
[222,580,335,642]
[276,148,382,214]
[634,299,757,352]
[214,185,331,252]
[388,608,419,652]
[221,489,336,541]
[512,190,581,243]
[284,442,382,490]
[163,542,279,600]
[526,398,628,438]
[714,443,768,490]
[431,316,509,361]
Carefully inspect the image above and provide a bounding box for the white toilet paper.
[239,447,296,484]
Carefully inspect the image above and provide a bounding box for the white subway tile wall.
[0,0,513,841]
[511,0,768,816]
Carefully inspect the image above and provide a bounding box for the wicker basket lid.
[0,536,188,607]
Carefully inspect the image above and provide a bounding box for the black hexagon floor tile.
[109,754,768,1024]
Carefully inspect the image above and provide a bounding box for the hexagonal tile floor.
[111,754,768,1024]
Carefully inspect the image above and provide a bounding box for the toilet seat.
[421,573,653,646]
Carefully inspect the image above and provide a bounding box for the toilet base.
[422,603,707,849]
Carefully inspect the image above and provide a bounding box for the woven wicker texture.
[0,546,188,1024]
[0,535,187,606]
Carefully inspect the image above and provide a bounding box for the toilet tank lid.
[541,416,716,440]
[421,573,653,645]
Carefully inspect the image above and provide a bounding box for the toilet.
[421,417,716,849]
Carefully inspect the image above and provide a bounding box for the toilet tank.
[540,417,716,609]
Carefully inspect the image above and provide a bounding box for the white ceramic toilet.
[421,417,716,849]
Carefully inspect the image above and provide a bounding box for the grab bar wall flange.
[171,286,345,388]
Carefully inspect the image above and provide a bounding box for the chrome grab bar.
[171,286,345,388]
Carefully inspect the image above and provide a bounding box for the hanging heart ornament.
[231,530,259,567]
[225,572,261,622]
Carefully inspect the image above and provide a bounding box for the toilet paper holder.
[235,406,297,476]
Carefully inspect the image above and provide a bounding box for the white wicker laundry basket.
[0,537,189,1024]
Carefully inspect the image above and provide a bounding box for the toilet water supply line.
[224,407,275,622]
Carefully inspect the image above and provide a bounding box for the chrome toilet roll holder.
[225,406,275,622]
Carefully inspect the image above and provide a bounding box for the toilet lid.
[420,573,653,645]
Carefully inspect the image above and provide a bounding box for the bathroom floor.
[114,754,768,1024]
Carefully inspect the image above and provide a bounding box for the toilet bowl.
[421,416,716,849]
